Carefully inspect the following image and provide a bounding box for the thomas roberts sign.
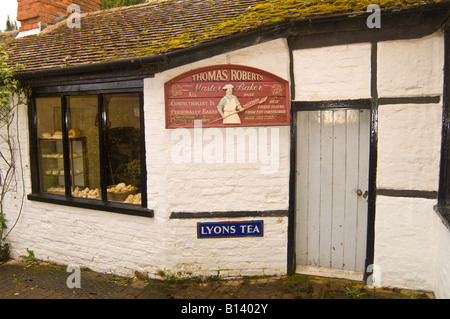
[165,65,290,128]
[197,220,264,238]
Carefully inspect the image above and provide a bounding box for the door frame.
[287,98,377,282]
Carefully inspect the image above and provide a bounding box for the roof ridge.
[87,0,158,15]
[37,0,169,36]
[0,30,19,37]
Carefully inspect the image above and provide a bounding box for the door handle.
[356,189,369,198]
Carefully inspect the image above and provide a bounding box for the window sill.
[27,193,154,218]
[434,204,450,230]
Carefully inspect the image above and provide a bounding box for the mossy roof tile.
[6,0,446,71]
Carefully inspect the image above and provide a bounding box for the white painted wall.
[434,219,450,299]
[143,38,291,276]
[291,33,449,297]
[374,196,450,297]
[373,196,438,291]
[377,103,442,191]
[4,38,291,279]
[293,43,372,100]
[375,32,449,297]
[145,39,291,217]
[2,30,448,299]
[378,33,444,97]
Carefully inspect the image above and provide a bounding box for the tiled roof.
[6,0,446,72]
[0,30,19,44]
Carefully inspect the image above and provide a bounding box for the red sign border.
[164,64,290,129]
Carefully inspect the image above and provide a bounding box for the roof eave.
[15,53,168,81]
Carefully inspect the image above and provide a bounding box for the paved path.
[0,258,434,300]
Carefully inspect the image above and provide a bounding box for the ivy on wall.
[0,44,26,263]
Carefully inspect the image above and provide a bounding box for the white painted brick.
[378,32,444,97]
[5,40,290,280]
[144,40,291,217]
[293,43,372,100]
[377,103,442,191]
[434,222,450,299]
[374,196,438,291]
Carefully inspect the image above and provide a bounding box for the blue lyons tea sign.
[197,220,264,238]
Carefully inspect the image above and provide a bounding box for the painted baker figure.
[217,84,244,124]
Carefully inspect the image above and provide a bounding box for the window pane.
[36,97,64,195]
[104,93,141,205]
[67,96,101,200]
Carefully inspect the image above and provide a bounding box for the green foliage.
[0,44,26,261]
[0,242,9,264]
[100,0,147,10]
[345,286,366,298]
[4,16,18,32]
[23,249,36,262]
[0,48,21,126]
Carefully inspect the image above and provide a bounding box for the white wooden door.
[295,109,370,280]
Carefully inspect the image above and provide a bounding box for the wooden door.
[295,109,370,280]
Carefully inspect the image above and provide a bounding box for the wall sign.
[165,65,290,128]
[197,220,264,238]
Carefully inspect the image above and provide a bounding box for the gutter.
[15,53,169,80]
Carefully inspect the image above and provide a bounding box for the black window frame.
[27,81,153,218]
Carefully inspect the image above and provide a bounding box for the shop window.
[32,92,146,212]
[67,95,101,200]
[36,97,65,194]
[104,94,142,205]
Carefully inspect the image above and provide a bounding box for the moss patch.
[141,0,444,56]
[7,0,445,70]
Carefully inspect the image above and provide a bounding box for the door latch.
[357,189,369,199]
